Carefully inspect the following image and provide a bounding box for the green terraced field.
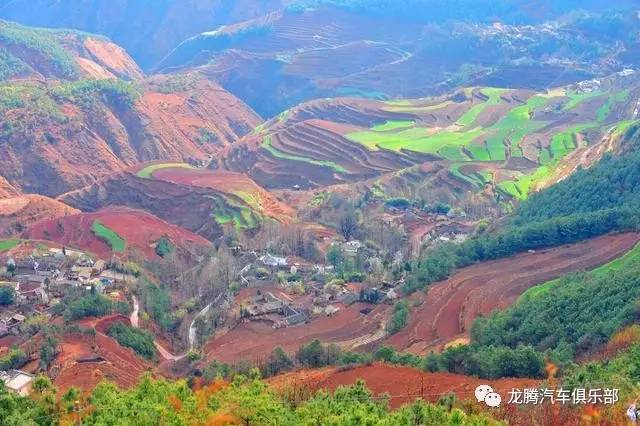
[596,90,630,123]
[210,196,258,230]
[455,88,505,128]
[137,163,194,178]
[483,95,549,160]
[384,99,453,113]
[448,164,490,188]
[562,90,605,111]
[348,92,553,162]
[0,239,21,252]
[346,126,483,159]
[371,120,415,132]
[497,165,553,200]
[262,135,347,173]
[91,221,126,252]
[549,124,597,159]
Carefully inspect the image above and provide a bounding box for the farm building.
[0,370,35,396]
[259,254,289,268]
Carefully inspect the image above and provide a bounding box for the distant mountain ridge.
[0,0,290,70]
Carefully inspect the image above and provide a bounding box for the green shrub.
[0,285,15,305]
[107,322,157,361]
[63,294,129,321]
[154,237,173,258]
[386,300,409,334]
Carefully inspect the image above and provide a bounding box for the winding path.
[131,294,222,361]
[130,296,185,361]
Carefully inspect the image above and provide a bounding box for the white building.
[1,370,35,396]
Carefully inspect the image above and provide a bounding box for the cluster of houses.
[237,242,405,330]
[0,247,132,338]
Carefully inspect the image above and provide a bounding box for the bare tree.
[339,211,358,241]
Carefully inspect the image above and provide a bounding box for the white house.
[0,370,35,396]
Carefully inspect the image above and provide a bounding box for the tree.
[296,339,326,368]
[0,285,15,305]
[6,258,16,274]
[387,300,410,334]
[262,346,294,377]
[339,211,358,241]
[326,245,345,272]
[155,237,173,258]
[39,328,60,370]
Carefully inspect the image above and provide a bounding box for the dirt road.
[386,233,640,354]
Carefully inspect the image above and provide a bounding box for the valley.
[1,2,640,424]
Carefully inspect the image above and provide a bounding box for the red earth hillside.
[385,233,640,355]
[54,315,153,393]
[269,363,538,409]
[0,195,80,238]
[0,176,19,198]
[25,207,211,260]
[151,166,295,223]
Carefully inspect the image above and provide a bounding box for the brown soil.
[204,302,390,364]
[0,195,79,237]
[0,176,18,198]
[269,363,538,409]
[54,316,152,393]
[59,171,247,241]
[153,168,295,223]
[25,206,211,260]
[83,37,144,81]
[386,233,640,354]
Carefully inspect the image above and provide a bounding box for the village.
[0,200,475,395]
[0,244,134,395]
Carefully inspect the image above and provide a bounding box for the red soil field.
[204,302,390,364]
[386,233,640,354]
[54,316,152,393]
[0,176,18,198]
[25,206,211,259]
[0,195,79,237]
[153,167,295,223]
[269,363,538,409]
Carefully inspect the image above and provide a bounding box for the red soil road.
[25,206,211,259]
[204,302,390,364]
[152,167,295,223]
[386,233,640,355]
[269,363,538,409]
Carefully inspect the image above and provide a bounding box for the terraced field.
[224,73,640,201]
[385,233,640,355]
[25,207,211,259]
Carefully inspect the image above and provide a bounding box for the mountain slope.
[0,74,261,196]
[158,6,640,116]
[0,20,143,81]
[0,22,262,197]
[222,72,640,206]
[0,0,290,70]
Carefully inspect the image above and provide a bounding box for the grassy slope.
[137,163,194,178]
[91,220,126,252]
[521,242,640,300]
[0,239,21,251]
